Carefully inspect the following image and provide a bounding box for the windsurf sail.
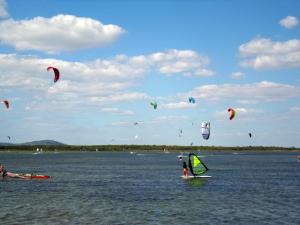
[201,122,210,140]
[188,153,209,176]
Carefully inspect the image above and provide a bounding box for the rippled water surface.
[0,151,299,225]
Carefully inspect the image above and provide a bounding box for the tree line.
[0,145,299,152]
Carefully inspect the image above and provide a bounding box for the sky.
[0,0,300,147]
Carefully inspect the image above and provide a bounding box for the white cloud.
[235,107,263,114]
[239,38,300,56]
[162,101,197,109]
[0,49,212,90]
[149,49,214,76]
[0,48,213,111]
[188,81,300,102]
[111,121,131,126]
[100,107,135,115]
[148,115,189,124]
[90,92,148,103]
[0,14,125,53]
[290,106,300,112]
[111,115,189,127]
[0,0,9,18]
[0,53,148,110]
[194,68,215,77]
[0,54,146,105]
[279,16,298,29]
[236,99,258,105]
[239,37,300,69]
[231,71,246,80]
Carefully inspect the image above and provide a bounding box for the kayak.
[6,172,50,179]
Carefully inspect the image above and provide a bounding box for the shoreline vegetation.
[0,145,299,152]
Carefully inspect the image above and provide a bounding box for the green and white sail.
[188,153,209,176]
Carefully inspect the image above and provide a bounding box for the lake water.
[0,151,299,225]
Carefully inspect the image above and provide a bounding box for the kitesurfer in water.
[0,163,7,178]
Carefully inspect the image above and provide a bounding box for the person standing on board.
[0,163,7,178]
[179,157,188,177]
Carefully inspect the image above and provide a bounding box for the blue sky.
[0,0,300,147]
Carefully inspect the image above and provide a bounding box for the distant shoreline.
[1,145,299,152]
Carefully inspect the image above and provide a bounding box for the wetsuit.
[182,161,188,176]
[0,165,7,177]
[2,170,7,177]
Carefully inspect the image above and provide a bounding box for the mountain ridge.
[0,140,65,146]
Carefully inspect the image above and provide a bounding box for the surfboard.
[181,175,212,180]
[177,155,187,158]
[6,172,50,179]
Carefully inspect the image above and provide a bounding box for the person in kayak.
[0,163,7,178]
[179,157,188,177]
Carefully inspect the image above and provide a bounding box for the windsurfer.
[0,163,7,178]
[182,161,188,177]
[179,157,188,177]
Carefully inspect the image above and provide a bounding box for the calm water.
[0,151,299,225]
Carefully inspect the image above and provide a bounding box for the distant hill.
[0,140,65,146]
[22,140,65,146]
[0,142,14,146]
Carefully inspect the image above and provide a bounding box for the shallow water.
[0,151,299,225]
